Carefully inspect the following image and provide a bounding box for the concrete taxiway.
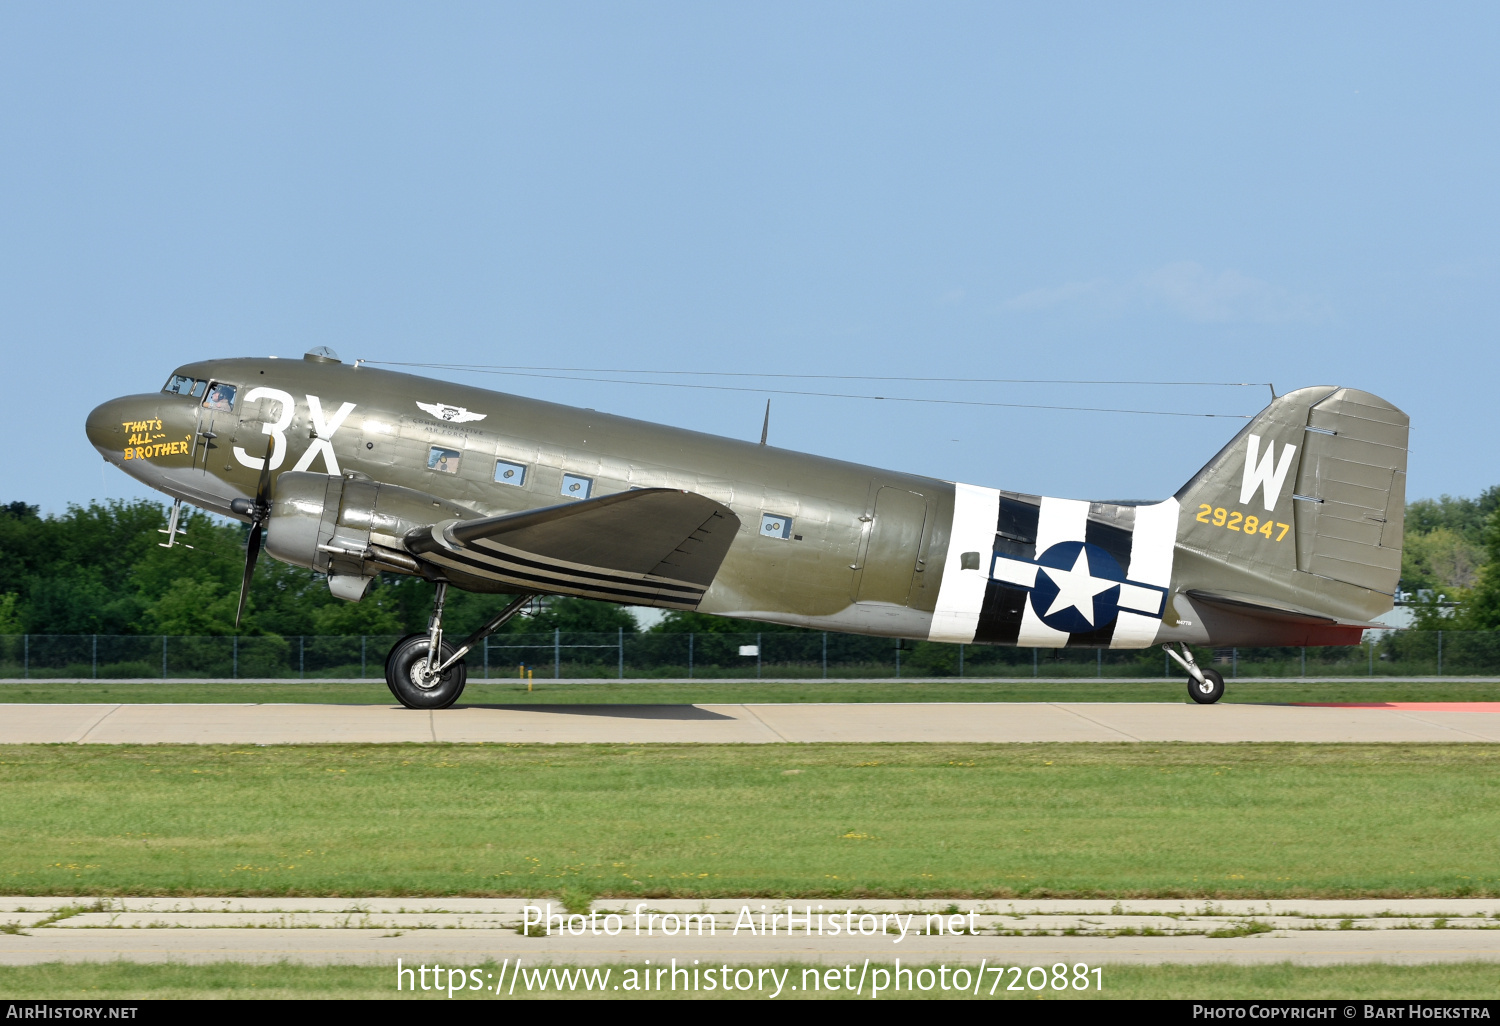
[3,897,1500,966]
[2,701,1500,745]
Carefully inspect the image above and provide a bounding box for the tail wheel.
[1188,667,1226,705]
[385,633,468,709]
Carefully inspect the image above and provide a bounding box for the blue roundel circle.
[1028,541,1126,634]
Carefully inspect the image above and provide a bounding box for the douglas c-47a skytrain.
[86,349,1408,708]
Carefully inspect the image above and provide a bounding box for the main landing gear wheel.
[385,633,468,709]
[1188,667,1225,705]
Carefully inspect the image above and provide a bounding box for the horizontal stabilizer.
[406,488,740,608]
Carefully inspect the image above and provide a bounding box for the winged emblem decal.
[416,401,487,423]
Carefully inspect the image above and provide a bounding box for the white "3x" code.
[232,389,357,475]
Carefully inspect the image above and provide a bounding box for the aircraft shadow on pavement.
[456,703,737,721]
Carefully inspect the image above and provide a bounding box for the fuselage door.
[197,381,245,472]
[852,487,928,605]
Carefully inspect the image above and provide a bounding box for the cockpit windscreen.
[162,374,207,398]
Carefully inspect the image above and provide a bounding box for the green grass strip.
[0,960,1496,1000]
[2,743,1500,898]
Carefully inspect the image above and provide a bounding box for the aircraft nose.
[85,396,136,457]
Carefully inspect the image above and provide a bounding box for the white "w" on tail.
[1239,433,1297,511]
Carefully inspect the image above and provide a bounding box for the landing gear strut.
[1164,642,1225,705]
[384,586,532,709]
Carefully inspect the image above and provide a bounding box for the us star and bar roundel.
[929,487,1178,650]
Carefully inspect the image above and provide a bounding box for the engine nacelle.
[263,472,476,601]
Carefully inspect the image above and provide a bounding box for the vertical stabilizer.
[1172,386,1408,626]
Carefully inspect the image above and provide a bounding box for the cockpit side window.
[202,381,237,412]
[162,374,198,397]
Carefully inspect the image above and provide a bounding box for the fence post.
[360,636,365,680]
[821,632,827,679]
[161,636,167,679]
[618,627,624,680]
[1437,631,1443,676]
[1096,647,1101,678]
[92,634,97,679]
[23,634,27,679]
[1232,648,1237,679]
[756,632,762,679]
[299,636,304,678]
[1165,649,1169,678]
[1032,648,1037,677]
[1301,648,1305,678]
[233,635,239,679]
[895,638,901,678]
[688,633,694,679]
[959,643,964,678]
[483,636,488,679]
[1368,637,1374,676]
[554,628,560,679]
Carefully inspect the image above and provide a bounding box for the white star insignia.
[1039,548,1117,626]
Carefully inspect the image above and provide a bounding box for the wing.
[405,488,740,609]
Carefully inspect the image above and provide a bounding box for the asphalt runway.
[4,897,1500,967]
[3,701,1500,744]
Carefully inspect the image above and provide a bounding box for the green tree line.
[1402,487,1500,630]
[1,485,1497,640]
[0,499,793,640]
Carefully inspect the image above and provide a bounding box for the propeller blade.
[235,518,262,628]
[255,443,273,504]
[235,443,274,629]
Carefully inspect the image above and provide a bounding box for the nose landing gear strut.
[384,584,532,709]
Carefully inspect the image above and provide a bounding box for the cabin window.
[202,382,236,412]
[760,513,792,539]
[561,473,592,499]
[428,446,461,474]
[494,460,527,486]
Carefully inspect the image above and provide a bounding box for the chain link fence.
[0,630,1495,679]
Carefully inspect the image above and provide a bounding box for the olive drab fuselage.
[87,355,1407,650]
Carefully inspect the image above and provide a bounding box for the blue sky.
[3,2,1496,515]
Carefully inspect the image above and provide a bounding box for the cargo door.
[227,389,286,471]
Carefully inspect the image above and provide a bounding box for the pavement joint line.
[1386,708,1494,742]
[1048,702,1142,741]
[68,704,121,744]
[737,704,792,742]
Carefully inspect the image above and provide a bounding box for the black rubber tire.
[385,633,468,709]
[1188,667,1226,705]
